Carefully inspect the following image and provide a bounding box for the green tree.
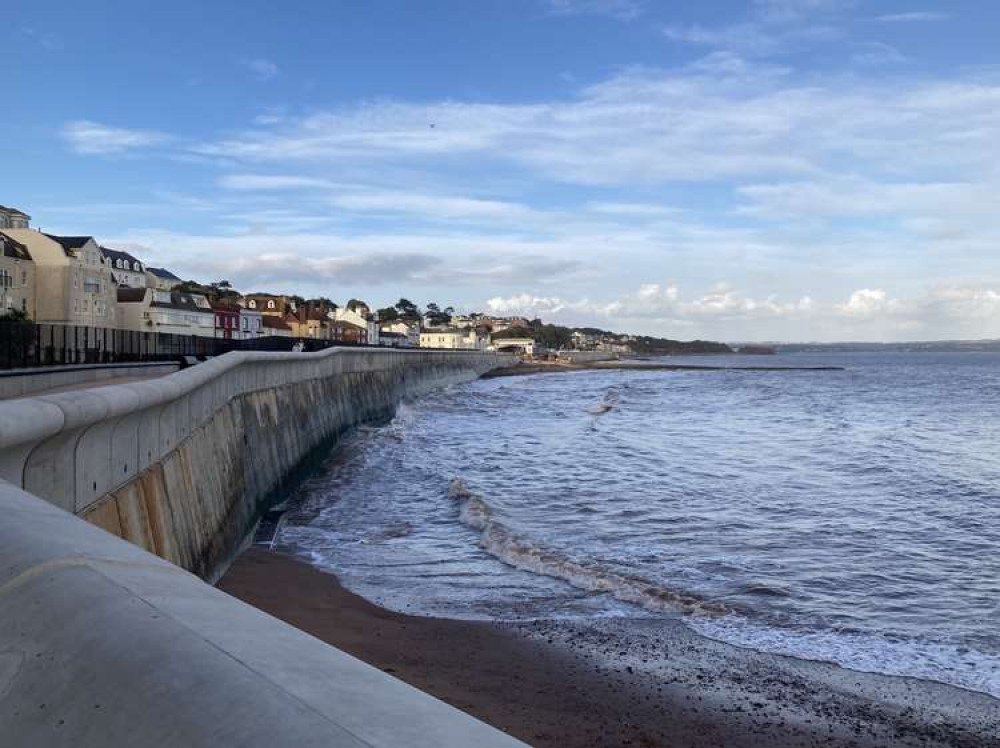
[394,298,421,320]
[377,306,399,321]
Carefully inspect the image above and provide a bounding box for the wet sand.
[218,549,1000,748]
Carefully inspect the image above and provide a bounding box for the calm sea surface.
[278,352,1000,697]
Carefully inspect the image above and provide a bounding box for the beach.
[219,548,1000,748]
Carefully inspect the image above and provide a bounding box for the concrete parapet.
[0,361,179,400]
[0,480,527,748]
[0,347,510,578]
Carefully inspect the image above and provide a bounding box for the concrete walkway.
[6,373,166,399]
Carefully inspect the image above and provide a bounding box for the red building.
[329,320,367,344]
[211,302,241,339]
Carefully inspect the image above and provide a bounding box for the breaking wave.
[448,479,726,617]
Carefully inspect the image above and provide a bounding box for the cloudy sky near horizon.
[6,0,1000,342]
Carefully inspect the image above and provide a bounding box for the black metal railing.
[0,321,405,370]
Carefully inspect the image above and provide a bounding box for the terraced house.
[101,246,147,288]
[2,230,117,327]
[0,231,35,318]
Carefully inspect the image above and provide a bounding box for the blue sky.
[6,0,1000,341]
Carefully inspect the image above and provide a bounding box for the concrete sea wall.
[0,361,179,400]
[0,347,506,580]
[0,347,526,747]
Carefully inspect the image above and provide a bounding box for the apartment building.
[3,230,117,326]
[0,232,35,318]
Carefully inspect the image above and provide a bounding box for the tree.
[424,302,453,327]
[346,298,369,312]
[0,308,30,323]
[394,298,421,321]
[377,306,399,322]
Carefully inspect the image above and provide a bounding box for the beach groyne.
[0,346,525,747]
[0,347,507,580]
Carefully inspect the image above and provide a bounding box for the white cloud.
[219,174,339,191]
[328,191,533,221]
[242,58,279,81]
[62,120,171,155]
[544,0,642,21]
[874,12,949,23]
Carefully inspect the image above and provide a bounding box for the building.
[419,327,487,351]
[243,294,296,317]
[238,302,264,339]
[285,307,330,339]
[101,247,146,288]
[4,230,117,327]
[333,305,378,345]
[0,205,31,230]
[146,267,182,291]
[0,232,35,318]
[211,301,241,339]
[380,320,420,347]
[328,320,367,345]
[117,288,214,337]
[492,334,536,357]
[261,314,293,337]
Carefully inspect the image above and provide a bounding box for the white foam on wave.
[689,612,1000,699]
[448,479,725,616]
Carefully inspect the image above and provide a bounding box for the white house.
[117,288,215,337]
[334,306,379,346]
[380,320,420,347]
[419,327,487,351]
[0,205,30,230]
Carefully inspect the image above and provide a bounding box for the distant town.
[1,203,736,357]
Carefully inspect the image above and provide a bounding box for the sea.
[276,352,1000,699]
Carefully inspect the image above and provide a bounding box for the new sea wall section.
[0,347,525,747]
[0,347,509,580]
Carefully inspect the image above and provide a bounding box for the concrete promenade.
[0,347,525,747]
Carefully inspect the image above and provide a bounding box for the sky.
[5,0,1000,342]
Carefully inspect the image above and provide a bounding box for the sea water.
[277,352,1000,698]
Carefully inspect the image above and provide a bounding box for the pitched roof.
[42,234,94,254]
[0,205,30,218]
[150,292,210,313]
[0,231,32,261]
[262,315,292,331]
[100,246,143,267]
[147,267,181,281]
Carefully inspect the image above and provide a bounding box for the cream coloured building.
[3,230,117,327]
[419,327,487,351]
[0,232,35,318]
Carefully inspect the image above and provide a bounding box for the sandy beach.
[218,548,1000,748]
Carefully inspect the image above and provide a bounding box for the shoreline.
[218,548,1000,748]
[482,359,845,378]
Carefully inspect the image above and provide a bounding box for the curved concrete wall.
[0,361,179,400]
[0,347,525,747]
[0,480,526,748]
[0,347,508,579]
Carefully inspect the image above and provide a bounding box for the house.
[419,327,487,351]
[211,301,241,339]
[286,306,329,339]
[145,267,182,291]
[243,294,296,317]
[118,288,214,336]
[238,301,264,339]
[0,232,35,318]
[261,314,293,338]
[334,305,378,345]
[380,320,420,347]
[492,332,536,357]
[328,320,367,345]
[101,247,146,288]
[3,230,117,327]
[0,205,31,230]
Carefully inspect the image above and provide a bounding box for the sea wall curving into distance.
[0,347,510,580]
[0,347,524,748]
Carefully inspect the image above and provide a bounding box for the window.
[248,300,256,308]
[267,300,275,309]
[21,270,26,285]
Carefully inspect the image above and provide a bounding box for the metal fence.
[0,321,390,370]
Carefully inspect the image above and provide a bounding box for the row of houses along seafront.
[0,204,537,353]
